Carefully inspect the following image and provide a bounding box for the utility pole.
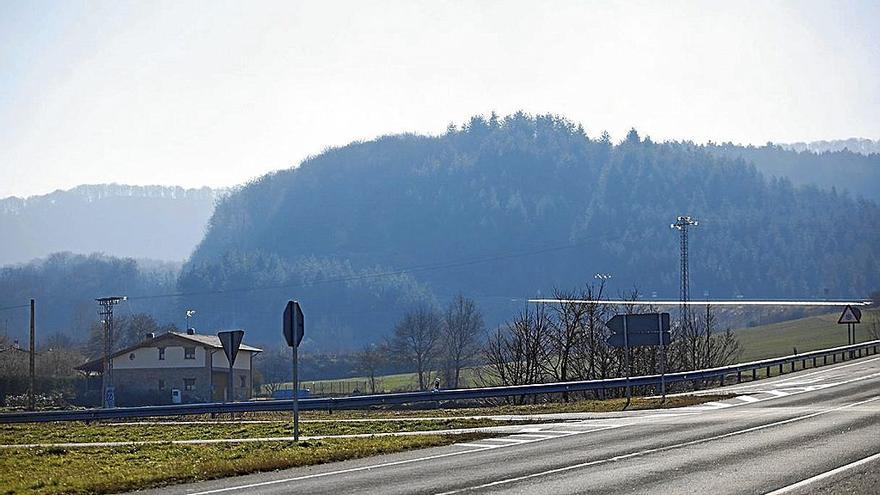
[96,296,126,408]
[28,299,35,411]
[671,216,698,332]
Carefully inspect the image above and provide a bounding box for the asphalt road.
[135,355,880,495]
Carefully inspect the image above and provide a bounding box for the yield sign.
[218,330,245,366]
[838,305,862,324]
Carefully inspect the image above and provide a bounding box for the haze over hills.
[705,142,880,202]
[0,184,221,266]
[779,138,880,156]
[2,114,878,351]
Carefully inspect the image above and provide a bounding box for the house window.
[184,347,195,359]
[184,378,196,391]
[240,375,246,388]
[129,353,136,360]
[158,379,165,391]
[158,348,165,360]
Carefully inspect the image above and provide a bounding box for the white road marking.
[483,438,533,444]
[736,395,761,403]
[764,390,791,397]
[454,443,498,449]
[763,451,880,495]
[720,356,880,392]
[185,425,623,495]
[435,396,880,495]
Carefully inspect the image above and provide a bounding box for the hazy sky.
[1,0,878,198]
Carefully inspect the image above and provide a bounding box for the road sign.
[607,330,672,348]
[838,305,862,324]
[284,300,305,347]
[218,330,245,366]
[607,313,671,335]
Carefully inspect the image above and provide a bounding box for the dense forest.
[2,113,878,353]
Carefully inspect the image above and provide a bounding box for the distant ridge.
[0,184,221,265]
[778,138,880,155]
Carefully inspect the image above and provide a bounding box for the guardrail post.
[779,363,784,375]
[720,374,725,386]
[737,371,742,383]
[812,357,816,368]
[791,361,795,373]
[752,369,757,381]
[766,366,771,377]
[833,353,837,363]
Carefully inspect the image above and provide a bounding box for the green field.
[735,309,879,362]
[0,434,486,495]
[0,417,531,446]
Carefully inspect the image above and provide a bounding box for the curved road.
[134,355,880,495]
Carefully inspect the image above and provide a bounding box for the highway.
[135,355,880,495]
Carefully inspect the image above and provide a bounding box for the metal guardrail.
[2,340,878,424]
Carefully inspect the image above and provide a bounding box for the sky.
[1,0,878,198]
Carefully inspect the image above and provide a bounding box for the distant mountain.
[704,142,880,202]
[0,184,221,265]
[779,138,880,155]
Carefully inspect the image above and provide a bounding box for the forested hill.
[0,184,220,265]
[181,113,880,349]
[704,143,880,202]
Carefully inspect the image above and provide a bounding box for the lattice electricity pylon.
[96,295,126,408]
[671,216,698,331]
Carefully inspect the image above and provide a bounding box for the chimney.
[186,328,196,335]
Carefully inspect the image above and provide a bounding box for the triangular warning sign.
[838,305,862,324]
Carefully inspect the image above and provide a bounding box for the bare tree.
[355,343,388,394]
[441,295,485,388]
[544,287,589,400]
[390,307,442,390]
[482,304,551,402]
[571,281,612,384]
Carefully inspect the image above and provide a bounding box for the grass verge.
[0,434,488,495]
[0,418,530,446]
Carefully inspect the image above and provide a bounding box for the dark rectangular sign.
[607,330,672,348]
[607,313,670,335]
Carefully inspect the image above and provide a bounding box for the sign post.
[658,313,667,403]
[283,300,305,441]
[606,313,672,408]
[623,315,631,409]
[218,330,245,402]
[838,305,862,358]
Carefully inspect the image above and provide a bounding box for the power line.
[0,304,29,313]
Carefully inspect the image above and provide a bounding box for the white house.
[77,329,262,404]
